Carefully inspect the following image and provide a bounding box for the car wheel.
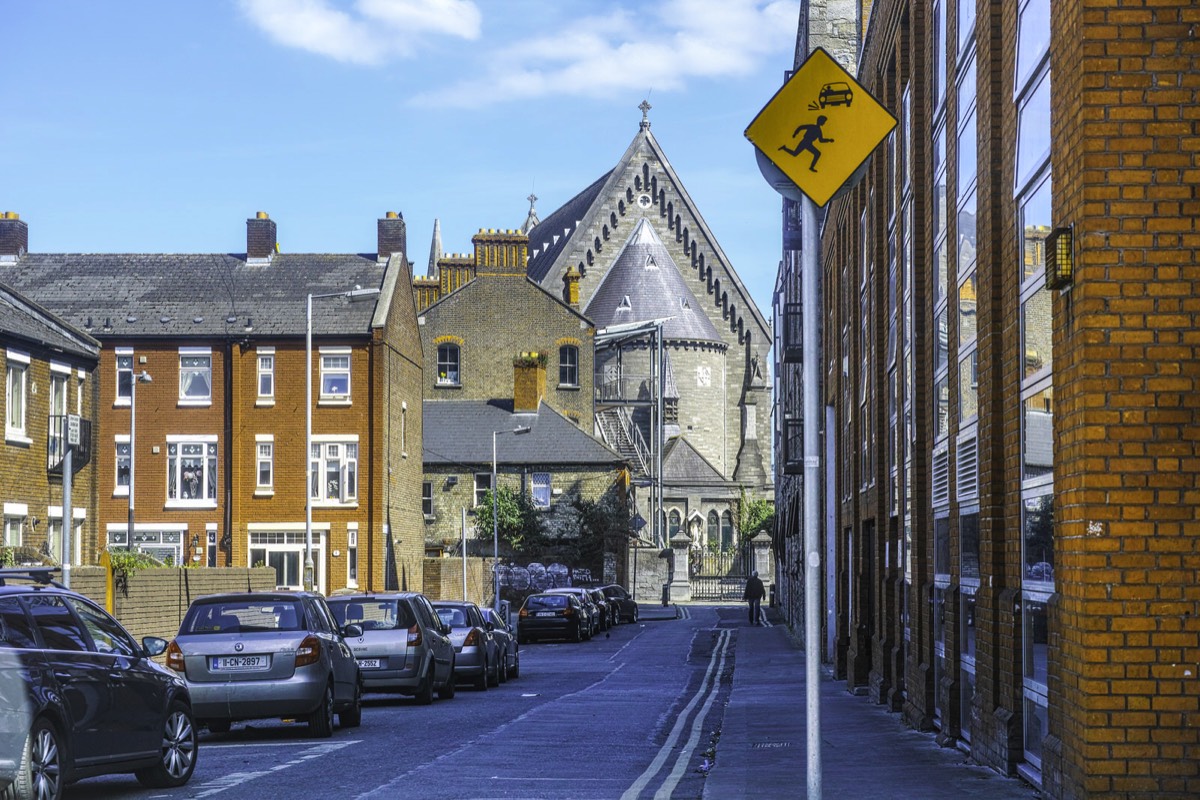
[415,666,435,705]
[509,651,520,680]
[308,683,335,738]
[488,655,501,687]
[135,701,198,788]
[632,607,639,623]
[474,660,489,691]
[205,719,231,734]
[571,623,582,643]
[14,717,63,800]
[497,650,508,684]
[339,681,363,728]
[438,659,456,700]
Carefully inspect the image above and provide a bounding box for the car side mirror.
[441,623,452,636]
[485,621,495,631]
[342,623,364,639]
[142,636,169,657]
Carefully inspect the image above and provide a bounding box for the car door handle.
[53,671,74,683]
[107,672,126,682]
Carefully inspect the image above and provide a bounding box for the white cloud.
[413,0,797,107]
[239,0,481,66]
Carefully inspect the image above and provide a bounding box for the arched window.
[668,509,681,539]
[707,511,720,549]
[721,511,734,550]
[559,345,579,387]
[436,344,460,385]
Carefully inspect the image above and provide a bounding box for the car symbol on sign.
[818,81,854,108]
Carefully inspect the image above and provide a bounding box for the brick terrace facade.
[773,0,1199,797]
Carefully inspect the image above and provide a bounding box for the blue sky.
[2,0,799,316]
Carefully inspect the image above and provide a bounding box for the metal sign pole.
[802,194,823,799]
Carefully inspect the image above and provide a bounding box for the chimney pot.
[378,211,407,260]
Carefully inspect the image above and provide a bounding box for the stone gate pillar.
[668,531,693,603]
[750,531,774,586]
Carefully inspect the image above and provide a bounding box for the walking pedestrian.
[743,570,766,625]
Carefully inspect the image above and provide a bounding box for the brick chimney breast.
[513,352,547,413]
[0,212,29,262]
[246,211,277,262]
[378,211,407,262]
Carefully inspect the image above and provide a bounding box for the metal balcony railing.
[782,417,804,475]
[782,303,803,363]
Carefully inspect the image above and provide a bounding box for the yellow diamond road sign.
[746,47,897,207]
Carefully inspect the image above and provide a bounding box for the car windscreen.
[181,600,306,634]
[525,595,568,611]
[328,599,414,631]
[434,606,469,628]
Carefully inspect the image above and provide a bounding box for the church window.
[706,511,720,549]
[721,511,734,550]
[668,510,681,538]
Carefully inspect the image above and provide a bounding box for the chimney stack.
[563,264,581,308]
[472,228,529,276]
[0,212,28,263]
[246,211,277,261]
[513,352,547,413]
[378,211,407,262]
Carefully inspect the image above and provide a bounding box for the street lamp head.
[136,371,152,383]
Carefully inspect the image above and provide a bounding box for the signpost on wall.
[745,46,897,800]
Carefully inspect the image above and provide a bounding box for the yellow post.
[100,550,114,613]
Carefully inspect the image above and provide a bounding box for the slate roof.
[584,219,723,344]
[662,436,734,488]
[0,253,388,339]
[423,399,625,468]
[525,170,612,283]
[0,282,100,360]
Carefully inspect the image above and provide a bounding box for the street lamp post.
[127,370,152,551]
[491,425,530,615]
[305,286,380,592]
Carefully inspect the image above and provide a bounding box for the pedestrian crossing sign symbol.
[745,47,897,207]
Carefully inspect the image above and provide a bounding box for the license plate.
[536,612,557,617]
[212,655,270,671]
[357,659,381,669]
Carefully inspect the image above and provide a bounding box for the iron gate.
[688,543,752,601]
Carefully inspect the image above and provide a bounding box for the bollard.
[662,584,669,607]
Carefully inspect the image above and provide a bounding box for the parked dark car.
[327,593,456,704]
[588,588,618,629]
[0,568,197,799]
[167,592,362,737]
[600,584,639,624]
[480,606,520,680]
[517,593,586,643]
[431,601,501,690]
[543,588,599,637]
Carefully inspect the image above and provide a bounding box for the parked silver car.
[480,606,520,680]
[167,592,362,737]
[431,601,501,691]
[327,593,456,704]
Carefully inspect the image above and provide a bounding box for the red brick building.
[772,0,1199,796]
[0,211,426,595]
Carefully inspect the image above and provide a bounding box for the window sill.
[177,399,212,408]
[113,488,130,498]
[114,399,131,408]
[423,514,436,523]
[165,500,218,510]
[435,383,462,390]
[5,433,32,446]
[318,397,352,407]
[557,384,580,391]
[254,489,274,498]
[256,399,276,408]
[311,500,359,509]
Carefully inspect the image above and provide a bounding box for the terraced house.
[773,0,1200,796]
[0,210,425,595]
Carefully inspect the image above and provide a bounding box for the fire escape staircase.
[595,407,650,477]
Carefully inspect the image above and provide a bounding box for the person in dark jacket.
[743,571,766,625]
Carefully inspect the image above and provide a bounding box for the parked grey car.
[327,593,456,704]
[431,601,501,691]
[480,606,520,680]
[167,592,362,737]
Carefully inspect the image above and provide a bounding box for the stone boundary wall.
[627,545,670,605]
[422,557,494,606]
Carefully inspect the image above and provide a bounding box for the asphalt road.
[70,606,735,800]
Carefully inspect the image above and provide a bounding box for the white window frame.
[3,516,22,547]
[248,527,326,593]
[309,435,359,505]
[558,345,579,387]
[531,472,551,509]
[5,350,30,442]
[165,434,219,508]
[255,434,274,494]
[257,347,275,405]
[114,435,131,496]
[178,347,213,405]
[436,344,460,386]
[319,347,352,403]
[422,481,434,518]
[474,473,492,507]
[115,347,133,406]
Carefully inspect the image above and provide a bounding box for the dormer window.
[618,295,632,312]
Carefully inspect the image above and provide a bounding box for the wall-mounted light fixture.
[1045,225,1074,290]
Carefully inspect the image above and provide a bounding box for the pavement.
[640,602,1043,800]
